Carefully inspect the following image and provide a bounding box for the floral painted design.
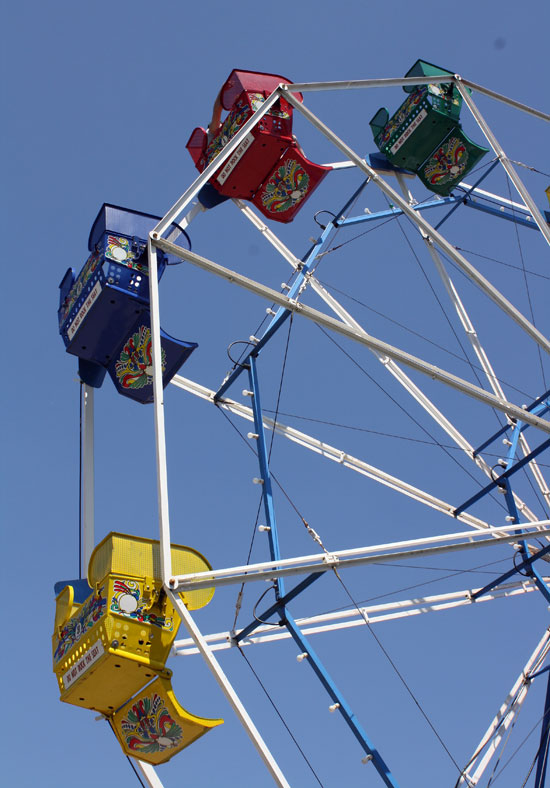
[114,326,166,390]
[54,587,106,663]
[122,694,183,755]
[377,87,427,149]
[204,99,251,166]
[261,159,310,213]
[423,136,468,187]
[59,251,102,327]
[110,578,173,630]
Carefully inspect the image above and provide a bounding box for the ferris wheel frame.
[79,70,550,787]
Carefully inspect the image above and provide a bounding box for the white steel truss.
[173,578,548,656]
[457,627,550,786]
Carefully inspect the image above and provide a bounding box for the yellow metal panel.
[546,185,550,206]
[111,676,223,764]
[88,532,214,610]
[54,584,76,631]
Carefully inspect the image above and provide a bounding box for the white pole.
[81,383,95,573]
[133,761,167,788]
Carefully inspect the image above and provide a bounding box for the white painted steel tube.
[458,628,550,786]
[133,761,167,788]
[456,81,550,247]
[152,91,281,238]
[81,383,95,572]
[169,523,550,591]
[154,237,550,434]
[170,373,493,530]
[147,239,172,583]
[169,592,291,788]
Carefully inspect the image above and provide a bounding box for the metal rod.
[472,544,550,600]
[284,610,401,787]
[456,80,550,246]
[154,237,550,434]
[459,78,550,122]
[80,383,95,573]
[281,88,550,355]
[170,524,550,592]
[168,591,290,788]
[147,239,172,582]
[151,91,281,238]
[283,75,477,93]
[234,574,322,644]
[454,437,550,516]
[133,761,167,788]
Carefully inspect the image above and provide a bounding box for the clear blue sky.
[4,2,550,786]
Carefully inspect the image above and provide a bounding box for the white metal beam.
[133,761,167,788]
[168,522,550,592]
[155,237,550,434]
[170,373,491,531]
[80,383,95,571]
[456,80,550,246]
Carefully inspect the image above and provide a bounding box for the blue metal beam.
[434,161,499,230]
[453,437,550,517]
[337,195,459,228]
[473,389,550,456]
[233,572,323,644]
[242,355,400,787]
[283,609,401,788]
[471,543,550,600]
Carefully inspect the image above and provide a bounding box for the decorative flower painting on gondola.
[261,159,310,214]
[115,326,166,391]
[122,693,183,755]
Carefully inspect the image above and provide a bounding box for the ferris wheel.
[53,63,550,787]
